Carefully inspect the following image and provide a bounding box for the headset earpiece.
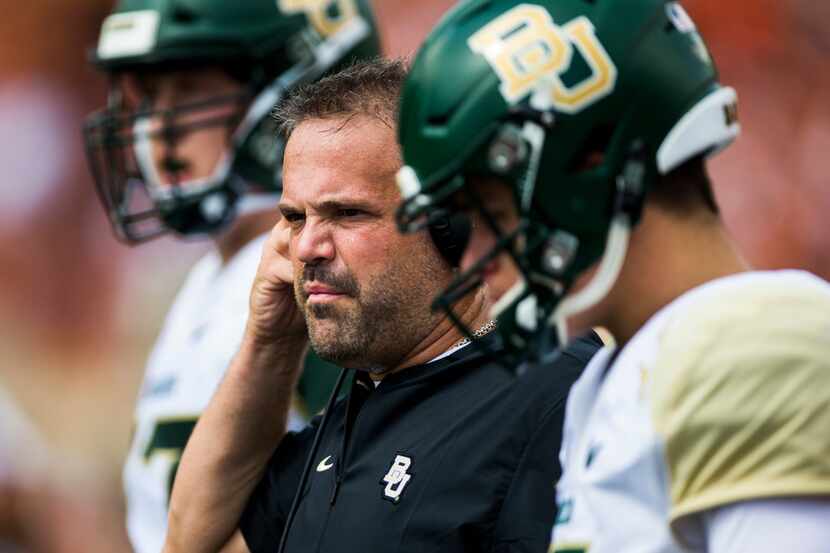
[428,211,471,268]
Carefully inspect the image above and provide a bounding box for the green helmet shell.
[86,0,380,243]
[397,0,739,352]
[93,0,379,73]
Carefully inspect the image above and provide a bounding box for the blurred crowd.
[0,1,827,551]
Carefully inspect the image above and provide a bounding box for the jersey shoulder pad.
[650,272,830,521]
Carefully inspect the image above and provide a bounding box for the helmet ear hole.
[573,151,605,173]
[171,5,197,23]
[567,124,616,173]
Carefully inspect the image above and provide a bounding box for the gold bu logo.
[278,0,358,37]
[468,4,617,114]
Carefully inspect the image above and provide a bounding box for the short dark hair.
[649,156,720,216]
[274,57,408,139]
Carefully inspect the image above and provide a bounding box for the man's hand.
[247,219,307,347]
[165,218,309,553]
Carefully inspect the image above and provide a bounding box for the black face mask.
[83,85,253,244]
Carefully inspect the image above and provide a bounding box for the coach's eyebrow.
[315,199,380,215]
[278,204,303,218]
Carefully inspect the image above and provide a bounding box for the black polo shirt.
[239,332,602,553]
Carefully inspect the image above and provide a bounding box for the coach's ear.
[428,211,472,268]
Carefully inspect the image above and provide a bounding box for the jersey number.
[278,0,359,37]
[468,4,616,113]
[143,418,198,502]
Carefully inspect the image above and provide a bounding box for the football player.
[83,2,379,552]
[395,0,830,551]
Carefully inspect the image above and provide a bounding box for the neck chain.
[452,319,498,350]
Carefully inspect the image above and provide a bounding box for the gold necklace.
[452,319,498,350]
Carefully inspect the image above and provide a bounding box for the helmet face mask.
[85,0,380,244]
[397,0,740,359]
[398,119,577,359]
[85,68,254,242]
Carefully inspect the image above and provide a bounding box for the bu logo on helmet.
[468,4,617,114]
[380,454,413,503]
[278,0,358,36]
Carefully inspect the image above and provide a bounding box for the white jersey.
[0,385,49,485]
[551,270,830,552]
[124,234,306,553]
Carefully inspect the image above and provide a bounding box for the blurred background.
[0,0,827,551]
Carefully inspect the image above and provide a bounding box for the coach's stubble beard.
[295,244,449,372]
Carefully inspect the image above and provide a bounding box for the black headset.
[427,211,471,268]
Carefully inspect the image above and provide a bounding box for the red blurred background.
[0,1,827,551]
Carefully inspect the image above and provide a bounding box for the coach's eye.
[338,208,363,218]
[283,212,305,224]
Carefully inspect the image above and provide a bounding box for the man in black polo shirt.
[163,59,601,553]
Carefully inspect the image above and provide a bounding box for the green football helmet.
[396,0,739,356]
[84,0,380,244]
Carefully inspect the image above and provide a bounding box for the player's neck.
[212,209,280,266]
[607,206,750,346]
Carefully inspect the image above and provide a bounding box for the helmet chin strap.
[133,115,235,201]
[550,213,631,345]
[133,117,167,193]
[488,213,630,345]
[489,278,528,321]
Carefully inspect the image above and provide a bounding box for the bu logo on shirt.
[380,454,413,503]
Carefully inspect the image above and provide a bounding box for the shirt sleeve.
[492,398,567,553]
[649,274,830,527]
[492,333,599,552]
[238,419,320,553]
[675,498,830,553]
